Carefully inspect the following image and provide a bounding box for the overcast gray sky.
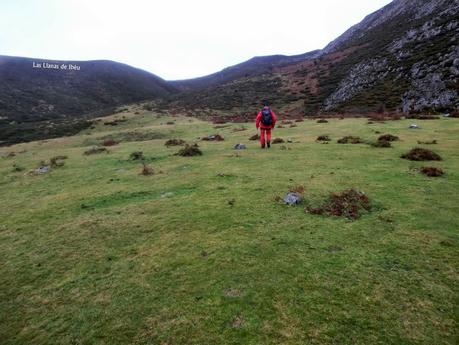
[1,0,393,80]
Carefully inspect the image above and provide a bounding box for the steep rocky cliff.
[317,0,459,113]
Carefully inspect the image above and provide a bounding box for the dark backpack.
[261,108,273,126]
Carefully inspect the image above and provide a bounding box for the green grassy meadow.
[1,110,458,344]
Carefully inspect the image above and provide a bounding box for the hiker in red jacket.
[255,105,277,148]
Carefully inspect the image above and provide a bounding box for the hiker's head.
[262,100,270,107]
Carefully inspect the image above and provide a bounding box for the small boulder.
[34,165,49,174]
[234,143,246,150]
[283,192,303,206]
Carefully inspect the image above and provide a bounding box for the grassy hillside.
[1,108,458,344]
[0,56,178,145]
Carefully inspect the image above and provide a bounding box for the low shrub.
[175,144,202,156]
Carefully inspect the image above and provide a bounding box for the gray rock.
[34,165,49,174]
[161,192,174,198]
[283,192,303,206]
[234,143,246,150]
[409,124,419,129]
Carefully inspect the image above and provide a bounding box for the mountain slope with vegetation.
[0,56,177,145]
[163,0,458,116]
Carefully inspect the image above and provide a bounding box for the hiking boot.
[267,141,271,148]
[261,144,265,149]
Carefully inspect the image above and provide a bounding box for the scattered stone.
[165,139,186,146]
[337,136,362,144]
[420,167,444,177]
[317,119,329,123]
[401,148,442,161]
[34,165,50,174]
[287,138,293,143]
[175,144,202,156]
[161,192,174,198]
[409,124,419,129]
[202,134,224,141]
[234,143,246,150]
[283,192,303,206]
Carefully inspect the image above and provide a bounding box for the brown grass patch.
[290,185,305,194]
[84,147,108,155]
[272,138,285,144]
[417,140,437,145]
[165,139,185,146]
[401,148,442,161]
[141,163,154,175]
[420,167,444,177]
[102,138,118,146]
[50,155,68,167]
[130,151,145,160]
[175,144,202,157]
[316,135,331,142]
[249,134,260,141]
[306,189,371,220]
[378,134,399,142]
[337,136,362,144]
[371,140,392,148]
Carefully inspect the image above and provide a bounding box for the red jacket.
[256,108,277,130]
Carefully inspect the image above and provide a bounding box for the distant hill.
[0,56,177,145]
[164,0,458,116]
[0,55,177,122]
[170,50,321,91]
